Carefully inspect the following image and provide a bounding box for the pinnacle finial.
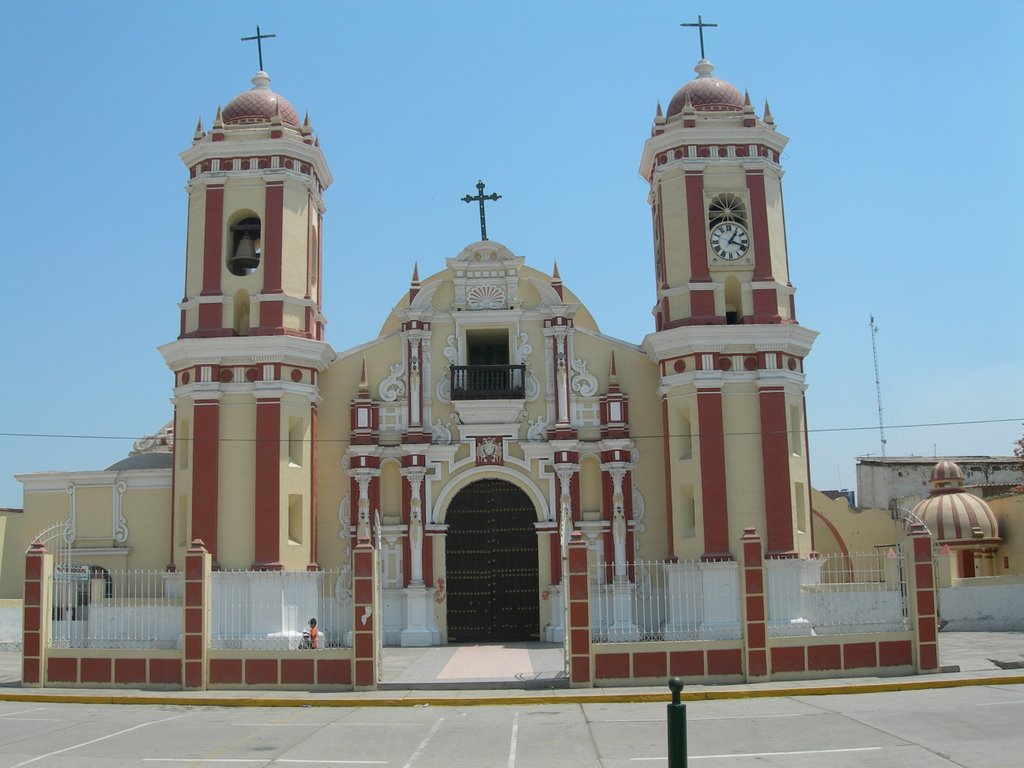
[411,262,420,284]
[359,358,368,392]
[763,100,774,125]
[655,100,663,118]
[609,351,618,379]
[213,105,224,129]
[193,116,205,141]
[552,259,561,281]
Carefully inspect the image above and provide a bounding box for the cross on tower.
[680,14,718,60]
[462,180,502,241]
[241,25,276,71]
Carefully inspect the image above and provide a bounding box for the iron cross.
[241,25,276,71]
[462,180,501,241]
[680,14,717,60]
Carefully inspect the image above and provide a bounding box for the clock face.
[709,222,750,261]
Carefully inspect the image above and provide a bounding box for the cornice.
[642,324,818,362]
[159,336,336,372]
[640,124,789,181]
[181,136,333,189]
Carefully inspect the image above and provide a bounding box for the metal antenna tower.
[870,315,887,457]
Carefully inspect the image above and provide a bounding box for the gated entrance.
[445,479,539,642]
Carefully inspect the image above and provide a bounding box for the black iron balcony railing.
[450,364,526,400]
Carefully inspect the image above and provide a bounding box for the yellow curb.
[1,675,1020,709]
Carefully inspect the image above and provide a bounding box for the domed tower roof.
[667,59,744,117]
[222,71,300,126]
[911,461,1000,547]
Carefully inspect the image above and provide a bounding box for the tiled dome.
[911,461,1000,546]
[667,59,744,117]
[223,72,300,127]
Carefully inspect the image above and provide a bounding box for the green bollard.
[667,677,687,768]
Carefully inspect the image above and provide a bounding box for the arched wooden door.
[445,479,539,642]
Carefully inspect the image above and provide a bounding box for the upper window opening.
[229,217,262,276]
[708,193,749,229]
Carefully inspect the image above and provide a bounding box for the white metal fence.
[589,559,742,643]
[210,570,352,649]
[50,569,184,649]
[590,553,909,644]
[765,551,907,635]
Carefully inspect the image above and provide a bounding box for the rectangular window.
[178,419,190,470]
[794,482,807,534]
[288,494,303,545]
[789,405,803,456]
[288,417,304,467]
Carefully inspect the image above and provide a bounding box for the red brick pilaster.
[192,399,220,562]
[759,387,795,557]
[740,527,769,682]
[352,537,379,690]
[22,541,51,687]
[906,522,939,673]
[697,387,731,560]
[253,398,282,569]
[183,539,211,690]
[566,531,591,687]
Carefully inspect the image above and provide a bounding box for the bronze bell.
[230,232,260,271]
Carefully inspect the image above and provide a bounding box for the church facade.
[17,56,819,649]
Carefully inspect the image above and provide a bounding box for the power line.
[0,417,1020,445]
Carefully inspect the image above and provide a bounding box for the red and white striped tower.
[641,58,817,561]
[160,71,334,570]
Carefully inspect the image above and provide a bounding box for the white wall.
[939,580,1024,631]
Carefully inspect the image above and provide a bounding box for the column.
[906,522,940,673]
[183,539,211,690]
[740,528,768,682]
[566,531,591,687]
[21,541,52,688]
[352,537,380,690]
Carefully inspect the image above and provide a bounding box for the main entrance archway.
[445,478,539,642]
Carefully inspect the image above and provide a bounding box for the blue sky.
[2,1,1022,510]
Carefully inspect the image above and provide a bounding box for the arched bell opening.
[445,478,540,642]
[228,215,262,276]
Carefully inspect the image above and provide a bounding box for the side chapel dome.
[911,460,1000,547]
[666,59,744,117]
[222,71,300,126]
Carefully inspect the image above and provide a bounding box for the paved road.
[0,683,1020,767]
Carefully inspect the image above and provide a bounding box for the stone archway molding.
[430,465,550,525]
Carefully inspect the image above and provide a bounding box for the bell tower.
[160,69,335,570]
[641,53,817,561]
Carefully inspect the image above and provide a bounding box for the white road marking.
[976,699,1024,706]
[228,722,320,727]
[401,717,444,768]
[12,712,191,768]
[0,708,46,718]
[631,746,883,761]
[146,761,387,765]
[603,713,811,723]
[507,711,519,768]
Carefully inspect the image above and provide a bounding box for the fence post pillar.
[566,530,591,687]
[22,540,52,688]
[905,522,939,673]
[183,539,211,690]
[740,527,769,682]
[352,536,379,690]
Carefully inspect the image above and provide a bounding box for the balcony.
[450,364,526,401]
